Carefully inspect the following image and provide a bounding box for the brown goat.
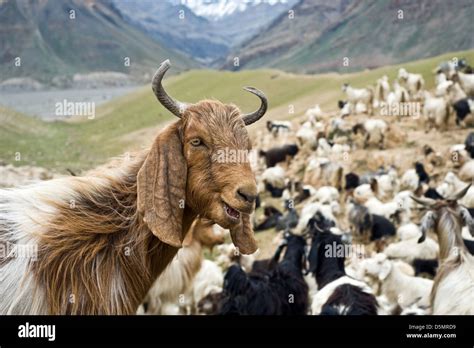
[412,184,474,314]
[0,60,267,314]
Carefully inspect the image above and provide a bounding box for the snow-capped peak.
[176,0,291,20]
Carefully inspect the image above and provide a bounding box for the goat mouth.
[223,202,241,222]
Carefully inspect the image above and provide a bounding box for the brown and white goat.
[412,185,474,314]
[0,60,267,314]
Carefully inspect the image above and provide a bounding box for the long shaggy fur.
[0,153,183,314]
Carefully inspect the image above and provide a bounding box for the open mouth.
[223,202,241,221]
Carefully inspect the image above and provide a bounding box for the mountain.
[0,0,196,85]
[223,0,474,73]
[112,0,297,64]
[221,0,351,70]
[179,0,294,20]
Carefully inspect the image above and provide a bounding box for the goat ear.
[418,211,436,243]
[137,123,187,248]
[459,206,474,237]
[229,214,258,255]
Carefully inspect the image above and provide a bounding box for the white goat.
[434,73,453,97]
[189,259,224,314]
[384,236,439,263]
[143,219,225,314]
[374,75,390,107]
[459,160,474,182]
[400,168,419,191]
[305,104,324,123]
[398,68,425,98]
[437,172,474,208]
[452,71,474,96]
[296,122,318,149]
[422,91,449,131]
[353,119,388,149]
[362,254,433,311]
[342,83,374,115]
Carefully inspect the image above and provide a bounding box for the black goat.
[464,238,474,255]
[275,202,299,231]
[307,212,336,233]
[465,132,474,158]
[293,181,312,203]
[415,162,429,184]
[266,120,291,136]
[219,234,309,315]
[413,258,438,278]
[308,231,378,315]
[370,214,396,241]
[251,242,288,273]
[259,144,299,167]
[344,172,360,191]
[338,100,347,109]
[320,284,380,316]
[348,201,395,241]
[453,98,473,126]
[255,206,283,232]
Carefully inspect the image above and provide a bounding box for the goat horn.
[152,60,190,118]
[410,195,436,207]
[241,87,268,125]
[448,184,471,201]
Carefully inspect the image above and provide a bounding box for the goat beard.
[229,213,258,255]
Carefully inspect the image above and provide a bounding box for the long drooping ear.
[418,211,437,243]
[137,123,187,248]
[459,206,474,237]
[229,214,258,255]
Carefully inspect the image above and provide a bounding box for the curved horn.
[410,195,436,207]
[241,87,268,125]
[448,184,471,201]
[152,60,190,118]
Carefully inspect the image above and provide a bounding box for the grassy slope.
[1,49,473,171]
[0,0,196,83]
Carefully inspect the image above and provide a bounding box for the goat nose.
[237,186,257,204]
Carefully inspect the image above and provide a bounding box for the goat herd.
[140,58,474,316]
[1,59,474,316]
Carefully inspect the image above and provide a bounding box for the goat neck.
[435,207,466,262]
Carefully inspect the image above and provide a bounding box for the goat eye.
[190,138,202,147]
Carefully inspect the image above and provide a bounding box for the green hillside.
[0,0,196,84]
[1,49,472,171]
